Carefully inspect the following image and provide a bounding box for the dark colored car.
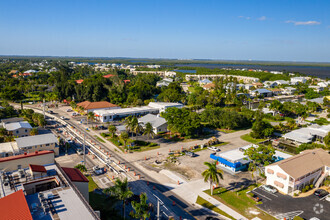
[186,151,196,157]
[314,189,329,198]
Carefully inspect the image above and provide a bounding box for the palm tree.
[87,112,95,128]
[124,115,134,136]
[74,164,87,173]
[120,131,129,148]
[143,122,155,139]
[130,193,150,220]
[30,128,38,136]
[0,128,7,137]
[132,122,143,140]
[202,161,224,195]
[103,178,133,220]
[108,124,117,138]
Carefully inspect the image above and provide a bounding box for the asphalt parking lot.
[252,187,330,220]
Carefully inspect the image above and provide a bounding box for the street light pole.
[83,130,86,167]
[157,199,160,220]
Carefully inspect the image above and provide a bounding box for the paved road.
[16,104,224,220]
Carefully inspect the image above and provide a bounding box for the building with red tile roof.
[76,79,84,84]
[77,101,120,113]
[0,190,33,220]
[103,74,115,78]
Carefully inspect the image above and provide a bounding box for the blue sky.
[0,0,329,62]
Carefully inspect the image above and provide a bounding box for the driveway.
[252,187,330,220]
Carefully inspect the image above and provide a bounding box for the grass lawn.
[217,129,237,133]
[87,175,99,192]
[241,134,267,144]
[205,186,276,220]
[196,196,235,220]
[94,135,106,143]
[108,136,159,152]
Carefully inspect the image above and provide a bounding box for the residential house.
[283,87,297,95]
[252,82,264,88]
[15,133,59,156]
[291,77,307,85]
[156,78,173,87]
[269,88,283,96]
[308,85,324,93]
[138,114,167,134]
[317,81,329,88]
[263,81,278,88]
[198,79,212,85]
[0,142,20,157]
[251,89,273,97]
[275,80,290,86]
[77,101,120,113]
[203,83,215,91]
[265,148,330,195]
[1,117,33,137]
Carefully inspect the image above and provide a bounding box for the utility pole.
[43,98,46,119]
[157,199,160,220]
[83,130,86,167]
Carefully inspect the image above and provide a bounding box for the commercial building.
[265,148,330,195]
[94,102,183,122]
[210,144,292,173]
[0,153,98,219]
[0,150,54,172]
[283,124,330,145]
[15,133,59,156]
[185,74,259,83]
[138,114,168,134]
[1,117,32,137]
[77,101,120,113]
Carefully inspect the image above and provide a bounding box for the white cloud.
[258,16,267,21]
[285,20,321,26]
[238,16,250,20]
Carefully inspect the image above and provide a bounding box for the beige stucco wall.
[9,127,32,137]
[20,143,59,156]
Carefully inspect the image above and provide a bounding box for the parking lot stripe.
[258,187,279,197]
[252,190,272,201]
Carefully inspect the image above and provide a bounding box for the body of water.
[172,69,197,73]
[175,63,330,79]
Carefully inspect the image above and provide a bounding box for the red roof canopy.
[29,164,47,173]
[0,190,33,220]
[62,167,89,182]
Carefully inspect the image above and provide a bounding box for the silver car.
[261,185,278,194]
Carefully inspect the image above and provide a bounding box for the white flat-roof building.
[283,124,330,145]
[94,102,183,122]
[0,142,19,157]
[291,77,307,85]
[210,144,292,173]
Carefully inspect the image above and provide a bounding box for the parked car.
[47,110,54,114]
[76,148,83,155]
[66,138,74,144]
[261,185,278,194]
[325,194,330,202]
[66,109,73,112]
[207,146,220,152]
[60,116,67,120]
[186,151,196,157]
[93,165,105,175]
[314,189,329,198]
[98,125,106,130]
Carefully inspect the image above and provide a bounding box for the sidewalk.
[170,179,248,220]
[199,192,248,220]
